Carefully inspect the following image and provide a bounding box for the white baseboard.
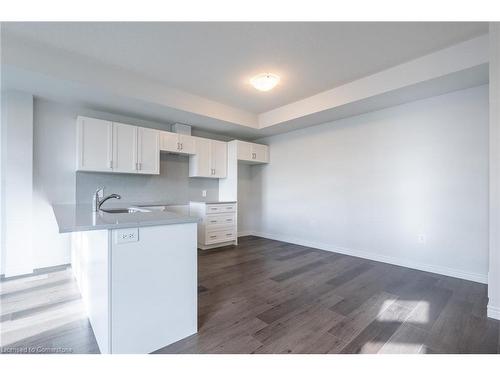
[487,305,500,320]
[244,230,487,284]
[237,231,255,237]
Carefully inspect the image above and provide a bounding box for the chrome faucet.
[93,187,122,212]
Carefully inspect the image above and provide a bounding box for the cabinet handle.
[226,218,232,222]
[180,143,183,150]
[252,153,256,159]
[226,233,233,236]
[109,160,113,168]
[177,142,180,151]
[210,235,217,239]
[210,220,217,223]
[136,162,142,170]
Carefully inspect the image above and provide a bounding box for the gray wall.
[248,85,490,282]
[76,153,219,204]
[237,163,253,235]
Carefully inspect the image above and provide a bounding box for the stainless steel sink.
[100,207,151,214]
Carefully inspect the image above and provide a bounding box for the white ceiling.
[2,22,488,113]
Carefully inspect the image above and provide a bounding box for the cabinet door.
[252,143,269,163]
[236,141,252,161]
[160,131,180,153]
[178,134,196,155]
[189,137,211,177]
[112,123,137,173]
[137,127,160,175]
[211,140,227,178]
[77,117,113,172]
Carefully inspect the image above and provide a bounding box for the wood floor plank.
[253,306,344,354]
[325,262,374,288]
[378,323,428,354]
[274,249,316,261]
[327,292,398,344]
[253,290,343,345]
[340,301,414,354]
[423,298,474,353]
[330,265,404,316]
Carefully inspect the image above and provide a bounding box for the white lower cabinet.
[189,137,227,178]
[189,201,237,249]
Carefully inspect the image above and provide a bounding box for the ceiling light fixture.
[250,73,280,92]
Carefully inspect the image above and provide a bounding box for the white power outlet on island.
[202,190,207,198]
[115,228,139,244]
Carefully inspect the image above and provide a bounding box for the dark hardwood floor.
[1,236,499,354]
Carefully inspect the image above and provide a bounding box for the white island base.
[70,223,198,354]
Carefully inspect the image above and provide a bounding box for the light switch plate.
[115,228,139,244]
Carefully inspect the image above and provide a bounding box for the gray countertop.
[189,201,237,204]
[52,204,200,234]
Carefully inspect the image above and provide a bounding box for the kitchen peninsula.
[52,203,200,354]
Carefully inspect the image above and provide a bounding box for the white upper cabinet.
[211,140,227,178]
[112,122,137,173]
[236,140,252,161]
[77,117,113,172]
[189,137,211,177]
[189,137,227,178]
[234,140,269,164]
[76,116,243,178]
[77,116,159,175]
[160,131,178,153]
[160,131,196,155]
[251,143,269,163]
[137,127,160,175]
[179,134,196,155]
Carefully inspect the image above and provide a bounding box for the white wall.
[0,91,4,275]
[249,85,489,283]
[1,91,34,277]
[32,99,77,269]
[488,22,500,319]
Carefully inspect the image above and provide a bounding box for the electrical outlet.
[202,190,207,198]
[115,228,139,244]
[418,234,426,244]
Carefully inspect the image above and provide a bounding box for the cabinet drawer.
[205,213,236,228]
[206,203,236,214]
[206,228,236,244]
